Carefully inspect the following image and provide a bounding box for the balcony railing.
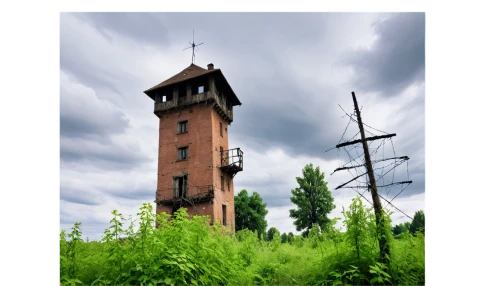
[153,90,234,122]
[156,185,215,206]
[154,91,213,113]
[220,148,243,177]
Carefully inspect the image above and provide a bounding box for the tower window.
[222,205,227,226]
[198,86,204,94]
[221,175,225,191]
[177,147,189,160]
[220,122,223,137]
[177,121,188,134]
[173,175,188,198]
[162,88,174,102]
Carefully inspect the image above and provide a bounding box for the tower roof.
[144,63,241,106]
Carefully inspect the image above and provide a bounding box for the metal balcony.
[156,185,215,207]
[220,148,243,178]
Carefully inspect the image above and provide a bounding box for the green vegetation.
[392,210,425,236]
[289,164,335,235]
[235,189,268,238]
[266,227,280,242]
[60,200,425,285]
[410,210,425,235]
[392,221,411,236]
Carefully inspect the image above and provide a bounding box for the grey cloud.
[103,186,155,201]
[59,65,124,101]
[59,14,146,102]
[60,71,130,138]
[79,224,109,241]
[61,187,103,205]
[230,75,347,160]
[345,13,425,96]
[74,13,168,47]
[262,195,293,209]
[60,114,126,139]
[78,13,331,52]
[238,180,292,208]
[59,71,151,171]
[60,136,150,170]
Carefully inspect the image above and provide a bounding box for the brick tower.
[144,63,243,230]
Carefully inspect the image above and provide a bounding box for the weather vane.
[182,30,204,64]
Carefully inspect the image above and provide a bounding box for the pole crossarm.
[332,156,409,174]
[375,180,412,189]
[334,172,368,190]
[336,133,396,149]
[339,180,413,190]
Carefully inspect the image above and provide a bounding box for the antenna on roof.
[182,30,204,64]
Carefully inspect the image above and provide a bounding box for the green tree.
[235,189,268,238]
[392,221,411,235]
[410,210,425,235]
[403,221,411,231]
[266,227,280,242]
[289,164,335,234]
[287,232,295,244]
[392,224,404,235]
[280,232,288,243]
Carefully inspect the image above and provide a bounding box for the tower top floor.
[144,63,242,122]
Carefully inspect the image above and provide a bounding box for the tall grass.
[60,202,424,285]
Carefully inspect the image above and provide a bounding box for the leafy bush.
[60,200,424,285]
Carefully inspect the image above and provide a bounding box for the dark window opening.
[174,175,188,198]
[177,147,189,160]
[163,87,174,102]
[221,175,225,191]
[222,205,227,226]
[178,84,187,98]
[220,122,223,137]
[172,205,180,215]
[177,121,188,134]
[191,79,208,95]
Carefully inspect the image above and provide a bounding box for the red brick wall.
[155,102,235,231]
[210,110,235,231]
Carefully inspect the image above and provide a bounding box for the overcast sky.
[60,12,425,240]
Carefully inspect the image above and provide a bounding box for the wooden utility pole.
[331,92,414,262]
[351,91,390,261]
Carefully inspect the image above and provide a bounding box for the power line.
[338,104,389,135]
